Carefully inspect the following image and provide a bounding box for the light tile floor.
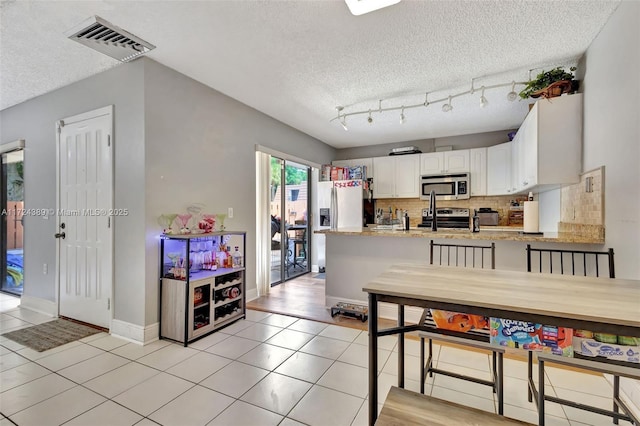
[0,293,627,426]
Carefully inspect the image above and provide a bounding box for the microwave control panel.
[457,181,467,195]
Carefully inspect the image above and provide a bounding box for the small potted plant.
[519,67,579,99]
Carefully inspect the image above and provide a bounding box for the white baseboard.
[111,319,158,345]
[19,295,57,317]
[325,295,423,324]
[246,288,258,302]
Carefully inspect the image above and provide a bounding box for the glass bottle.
[232,246,243,268]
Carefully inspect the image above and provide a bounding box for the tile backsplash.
[375,167,604,233]
[375,195,520,227]
[560,167,604,225]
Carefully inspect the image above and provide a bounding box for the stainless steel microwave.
[420,173,470,201]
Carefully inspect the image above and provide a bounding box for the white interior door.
[57,106,113,328]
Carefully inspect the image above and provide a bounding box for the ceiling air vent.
[65,16,155,62]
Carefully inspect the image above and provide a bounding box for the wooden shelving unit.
[159,231,246,346]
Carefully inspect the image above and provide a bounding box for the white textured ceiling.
[0,0,619,148]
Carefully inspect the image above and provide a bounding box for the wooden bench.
[376,386,533,426]
[535,352,640,426]
[419,329,505,414]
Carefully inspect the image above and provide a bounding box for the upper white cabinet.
[332,157,374,179]
[515,94,582,192]
[469,148,487,196]
[373,155,420,198]
[510,134,521,194]
[487,142,512,195]
[420,151,470,175]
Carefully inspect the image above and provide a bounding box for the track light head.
[480,87,488,108]
[340,116,348,131]
[507,81,518,102]
[442,96,453,112]
[400,106,406,124]
[367,109,373,124]
[336,106,348,130]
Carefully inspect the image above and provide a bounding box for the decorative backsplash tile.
[375,195,519,227]
[560,167,604,225]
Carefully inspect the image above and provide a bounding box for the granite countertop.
[315,227,604,244]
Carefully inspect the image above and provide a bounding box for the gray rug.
[1,319,102,352]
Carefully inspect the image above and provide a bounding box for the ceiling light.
[344,0,402,16]
[329,68,554,128]
[442,96,453,112]
[335,106,348,130]
[340,116,348,131]
[507,81,518,101]
[480,87,488,108]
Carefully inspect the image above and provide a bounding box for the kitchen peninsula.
[316,227,607,322]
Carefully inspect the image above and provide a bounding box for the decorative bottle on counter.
[232,246,243,268]
[472,210,480,233]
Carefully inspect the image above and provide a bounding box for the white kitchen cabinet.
[469,148,487,196]
[420,152,444,175]
[332,157,374,179]
[420,151,470,175]
[373,155,419,198]
[487,142,512,195]
[515,94,582,192]
[510,134,521,194]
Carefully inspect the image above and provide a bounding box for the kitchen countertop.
[315,227,604,244]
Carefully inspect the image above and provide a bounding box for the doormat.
[1,319,102,352]
[313,273,326,279]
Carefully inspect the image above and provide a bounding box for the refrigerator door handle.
[330,186,338,230]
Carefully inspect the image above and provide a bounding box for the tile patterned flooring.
[0,293,626,426]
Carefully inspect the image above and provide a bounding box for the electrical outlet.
[43,263,48,275]
[228,207,233,218]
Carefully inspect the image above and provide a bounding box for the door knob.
[55,232,66,239]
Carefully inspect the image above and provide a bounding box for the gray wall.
[578,0,640,280]
[0,62,146,327]
[334,129,515,159]
[143,59,335,325]
[0,58,334,329]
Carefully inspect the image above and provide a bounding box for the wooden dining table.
[363,263,640,426]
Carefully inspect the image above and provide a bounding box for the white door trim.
[55,105,114,330]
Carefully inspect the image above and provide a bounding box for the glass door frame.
[270,157,311,286]
[1,145,25,296]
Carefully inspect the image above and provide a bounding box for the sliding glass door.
[1,149,24,295]
[270,157,310,286]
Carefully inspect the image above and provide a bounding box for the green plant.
[519,67,577,99]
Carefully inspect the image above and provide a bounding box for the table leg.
[398,304,405,388]
[369,293,378,426]
[613,375,620,425]
[538,358,545,426]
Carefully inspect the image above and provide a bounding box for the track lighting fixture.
[507,81,518,101]
[479,86,488,108]
[329,70,546,127]
[442,96,453,112]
